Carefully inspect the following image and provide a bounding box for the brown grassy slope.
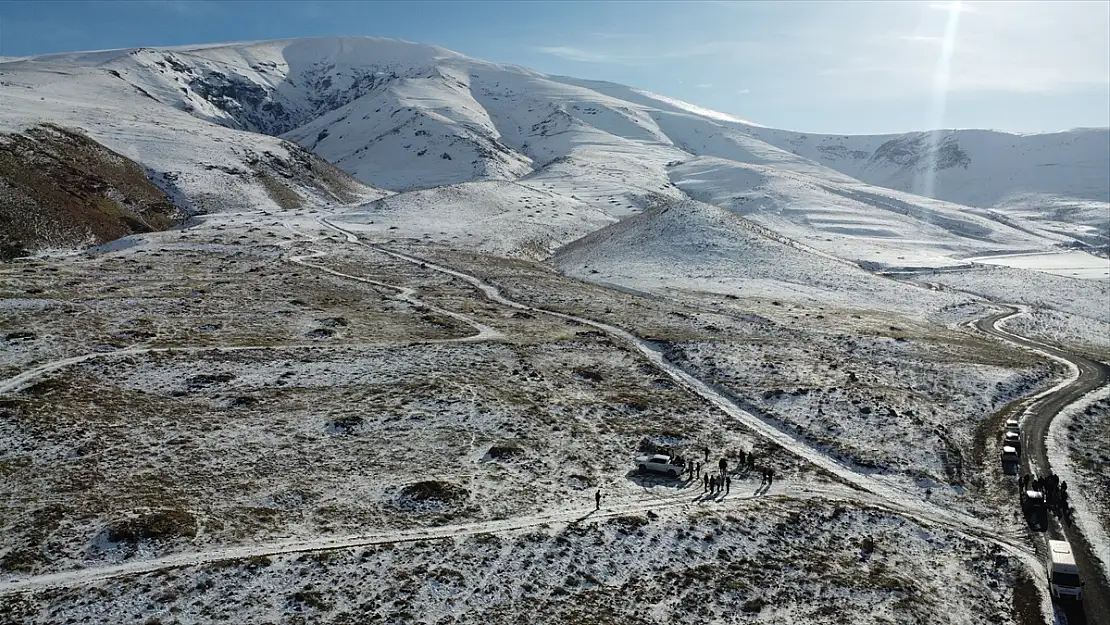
[244,141,373,210]
[0,124,180,257]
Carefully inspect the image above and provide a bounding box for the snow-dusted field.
[2,337,775,573]
[374,243,1068,520]
[0,215,1056,624]
[0,499,1032,625]
[1003,309,1110,358]
[0,227,483,380]
[3,222,815,579]
[660,329,1058,521]
[899,265,1110,360]
[1052,389,1110,573]
[966,250,1110,281]
[901,264,1110,327]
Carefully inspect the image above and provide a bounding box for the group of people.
[1020,472,1070,517]
[679,448,759,478]
[673,447,773,497]
[598,445,778,512]
[703,470,731,495]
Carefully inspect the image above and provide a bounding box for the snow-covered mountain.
[748,126,1109,207]
[0,43,388,222]
[1,35,1107,259]
[743,126,1110,246]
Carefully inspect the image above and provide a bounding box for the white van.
[1047,539,1083,600]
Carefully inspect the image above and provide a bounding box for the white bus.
[1047,539,1083,600]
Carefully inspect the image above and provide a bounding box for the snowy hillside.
[0,49,386,222]
[747,126,1110,208]
[667,156,1064,266]
[551,198,966,315]
[1,35,1106,263]
[331,180,616,259]
[743,126,1110,246]
[0,124,182,255]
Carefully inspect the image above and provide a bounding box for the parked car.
[635,453,683,478]
[1003,431,1021,451]
[1004,418,1020,433]
[1021,489,1046,513]
[1021,488,1048,530]
[1001,445,1020,464]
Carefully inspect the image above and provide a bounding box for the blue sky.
[1,1,1107,135]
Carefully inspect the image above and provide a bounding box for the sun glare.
[929,1,967,13]
[920,0,964,199]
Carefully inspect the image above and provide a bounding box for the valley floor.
[0,210,1102,624]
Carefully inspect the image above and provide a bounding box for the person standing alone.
[595,489,601,511]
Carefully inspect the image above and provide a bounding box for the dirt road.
[976,306,1110,625]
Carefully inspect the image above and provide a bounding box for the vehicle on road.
[1003,431,1021,452]
[1004,417,1020,433]
[1048,539,1084,601]
[1001,445,1020,472]
[635,454,683,478]
[1022,489,1048,530]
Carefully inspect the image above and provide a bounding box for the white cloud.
[814,1,1109,97]
[534,39,760,65]
[534,1,1107,111]
[532,45,633,64]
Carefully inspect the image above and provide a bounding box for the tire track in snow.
[318,218,1060,613]
[287,249,503,342]
[0,344,322,395]
[0,338,505,396]
[0,220,1050,604]
[0,233,501,395]
[317,219,1026,540]
[0,479,932,595]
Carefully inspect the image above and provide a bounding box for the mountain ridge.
[1,35,1106,258]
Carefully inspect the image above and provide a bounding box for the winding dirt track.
[315,221,1050,563]
[975,307,1110,625]
[0,478,873,595]
[7,221,1104,625]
